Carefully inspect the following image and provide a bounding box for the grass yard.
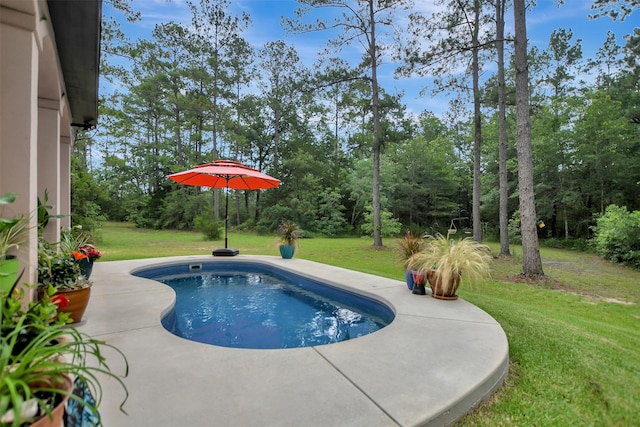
[97,222,640,426]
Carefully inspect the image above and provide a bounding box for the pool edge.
[78,255,509,427]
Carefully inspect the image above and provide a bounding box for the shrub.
[70,157,109,234]
[360,207,402,238]
[194,208,222,240]
[541,237,591,252]
[312,191,348,237]
[592,205,640,269]
[235,218,255,232]
[256,205,297,235]
[508,210,522,245]
[405,224,426,239]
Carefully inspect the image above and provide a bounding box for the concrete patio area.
[77,255,508,426]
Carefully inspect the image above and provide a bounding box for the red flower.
[52,294,69,309]
[79,244,102,260]
[72,250,88,261]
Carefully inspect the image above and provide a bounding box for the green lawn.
[98,222,640,426]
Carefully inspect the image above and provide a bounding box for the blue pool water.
[133,262,394,349]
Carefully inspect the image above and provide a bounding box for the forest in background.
[70,0,639,253]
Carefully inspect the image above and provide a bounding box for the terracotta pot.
[30,374,73,427]
[426,269,461,300]
[56,284,92,323]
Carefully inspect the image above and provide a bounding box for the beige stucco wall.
[0,0,74,291]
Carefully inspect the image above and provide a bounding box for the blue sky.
[106,0,636,117]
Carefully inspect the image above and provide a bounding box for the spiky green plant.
[395,230,423,268]
[407,235,492,297]
[0,193,30,258]
[277,220,301,246]
[0,284,128,425]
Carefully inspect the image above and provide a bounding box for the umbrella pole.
[212,181,238,256]
[224,185,229,248]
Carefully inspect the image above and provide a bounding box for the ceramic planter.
[411,271,426,295]
[403,269,415,290]
[279,244,295,259]
[79,257,94,279]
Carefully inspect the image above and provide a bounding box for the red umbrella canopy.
[168,160,280,190]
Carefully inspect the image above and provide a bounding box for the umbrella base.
[212,248,239,257]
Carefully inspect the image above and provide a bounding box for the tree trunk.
[213,59,220,221]
[254,190,261,223]
[174,82,185,168]
[472,0,482,243]
[235,192,241,225]
[497,0,511,256]
[244,191,250,220]
[514,0,544,276]
[369,0,383,248]
[273,93,281,174]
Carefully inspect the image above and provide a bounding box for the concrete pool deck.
[77,255,509,426]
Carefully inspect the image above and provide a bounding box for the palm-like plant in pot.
[0,193,30,294]
[1,281,129,426]
[406,234,492,300]
[277,220,301,259]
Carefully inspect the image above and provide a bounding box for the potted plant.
[395,230,423,291]
[0,281,129,426]
[59,226,100,279]
[37,230,93,323]
[78,244,101,279]
[406,234,492,300]
[277,220,301,259]
[0,193,30,294]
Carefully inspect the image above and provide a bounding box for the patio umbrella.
[168,160,280,256]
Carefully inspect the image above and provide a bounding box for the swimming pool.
[82,255,510,426]
[133,261,395,349]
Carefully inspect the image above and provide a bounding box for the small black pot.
[412,282,426,295]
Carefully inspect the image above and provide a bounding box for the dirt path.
[493,249,640,304]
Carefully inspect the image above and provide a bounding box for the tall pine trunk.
[212,57,220,221]
[369,0,383,248]
[497,0,510,256]
[472,0,482,243]
[513,0,543,276]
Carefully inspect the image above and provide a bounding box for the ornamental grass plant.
[406,234,492,296]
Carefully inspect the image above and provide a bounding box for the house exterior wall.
[0,0,74,291]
